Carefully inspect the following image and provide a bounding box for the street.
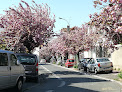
[1,63,122,92]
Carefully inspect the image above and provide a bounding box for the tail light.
[98,63,100,67]
[36,63,38,71]
[111,62,113,67]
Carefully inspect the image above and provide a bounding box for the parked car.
[65,59,75,68]
[86,58,113,74]
[16,53,39,82]
[0,50,26,92]
[78,58,91,71]
[40,59,46,64]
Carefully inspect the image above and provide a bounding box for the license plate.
[25,71,32,73]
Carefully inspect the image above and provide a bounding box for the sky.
[0,0,100,33]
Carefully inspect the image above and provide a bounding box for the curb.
[50,63,122,86]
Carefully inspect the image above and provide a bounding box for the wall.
[111,45,122,70]
[32,47,40,62]
[68,54,75,59]
[83,48,96,58]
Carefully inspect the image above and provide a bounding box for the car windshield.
[17,55,36,65]
[69,60,74,62]
[96,58,110,62]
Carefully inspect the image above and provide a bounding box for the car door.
[65,60,69,66]
[88,58,95,72]
[9,54,20,85]
[0,53,11,89]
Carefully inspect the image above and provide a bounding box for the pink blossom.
[103,0,107,2]
[114,4,119,10]
[89,14,92,18]
[109,0,116,3]
[115,26,122,33]
[117,0,122,3]
[94,1,98,4]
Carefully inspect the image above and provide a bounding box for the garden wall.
[111,45,122,70]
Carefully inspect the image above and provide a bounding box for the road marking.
[102,87,115,91]
[41,65,66,87]
[50,63,122,88]
[58,81,66,87]
[46,90,54,92]
[41,65,52,73]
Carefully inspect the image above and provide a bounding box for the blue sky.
[0,0,100,33]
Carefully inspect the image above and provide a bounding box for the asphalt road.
[1,63,122,92]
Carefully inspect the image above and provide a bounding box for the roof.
[16,53,36,56]
[0,50,14,54]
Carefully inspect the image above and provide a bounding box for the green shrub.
[73,65,78,68]
[118,71,122,79]
[114,68,116,70]
[118,68,120,71]
[53,62,56,64]
[58,62,61,65]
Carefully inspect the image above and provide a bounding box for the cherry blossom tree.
[89,0,122,45]
[48,24,101,57]
[39,46,52,60]
[0,0,55,53]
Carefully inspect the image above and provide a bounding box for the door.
[9,54,20,85]
[0,53,10,89]
[87,58,95,72]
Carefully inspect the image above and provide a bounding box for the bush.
[118,68,121,71]
[118,71,122,79]
[73,64,78,68]
[58,62,61,65]
[53,62,56,64]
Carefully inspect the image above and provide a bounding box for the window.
[17,55,36,65]
[87,58,94,64]
[10,54,17,66]
[0,53,8,66]
[96,58,110,62]
[69,60,74,62]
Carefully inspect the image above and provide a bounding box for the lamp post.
[59,17,70,32]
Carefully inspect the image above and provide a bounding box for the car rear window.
[17,55,36,65]
[69,60,74,62]
[96,58,110,62]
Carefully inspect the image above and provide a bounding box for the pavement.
[51,63,122,86]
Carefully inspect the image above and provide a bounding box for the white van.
[0,50,26,92]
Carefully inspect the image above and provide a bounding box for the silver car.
[40,59,46,64]
[86,58,113,74]
[0,50,26,92]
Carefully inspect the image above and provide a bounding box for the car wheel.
[109,70,113,73]
[16,79,23,92]
[78,66,81,70]
[94,68,98,74]
[35,77,39,83]
[84,67,87,72]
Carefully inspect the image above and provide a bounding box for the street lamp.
[59,17,70,32]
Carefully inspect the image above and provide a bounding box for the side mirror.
[16,60,21,65]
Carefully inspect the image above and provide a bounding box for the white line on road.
[50,63,122,87]
[46,90,54,92]
[40,65,66,86]
[58,81,66,87]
